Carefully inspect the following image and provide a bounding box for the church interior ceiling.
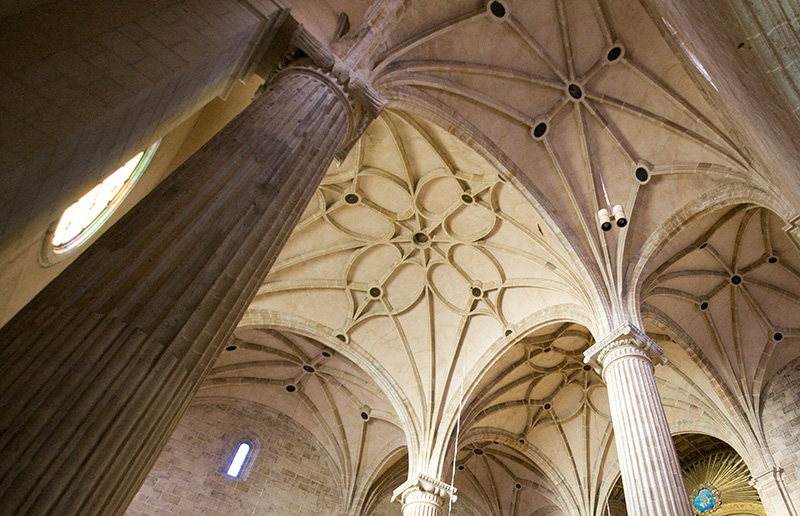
[193,0,800,513]
[194,0,800,514]
[3,0,796,514]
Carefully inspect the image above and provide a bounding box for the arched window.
[226,442,251,478]
[43,141,159,262]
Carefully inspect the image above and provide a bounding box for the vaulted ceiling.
[367,0,766,329]
[199,0,800,515]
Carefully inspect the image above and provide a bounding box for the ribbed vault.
[642,205,800,458]
[443,319,751,516]
[453,323,606,516]
[224,2,800,515]
[249,109,587,475]
[197,328,405,515]
[370,0,763,326]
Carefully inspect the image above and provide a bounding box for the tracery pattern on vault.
[251,109,586,468]
[450,323,614,516]
[643,205,800,439]
[370,0,755,313]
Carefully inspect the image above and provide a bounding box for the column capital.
[584,322,667,374]
[391,473,457,507]
[278,25,386,160]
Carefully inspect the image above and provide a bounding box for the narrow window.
[46,141,159,258]
[226,442,251,477]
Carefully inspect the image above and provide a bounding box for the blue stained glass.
[693,488,715,512]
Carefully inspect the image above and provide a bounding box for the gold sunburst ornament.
[683,452,763,516]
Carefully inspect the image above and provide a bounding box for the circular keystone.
[488,0,507,19]
[531,121,549,140]
[344,193,360,205]
[606,43,625,63]
[568,83,583,100]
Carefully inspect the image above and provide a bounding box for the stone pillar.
[585,323,692,516]
[392,474,457,516]
[0,59,381,515]
[751,468,799,516]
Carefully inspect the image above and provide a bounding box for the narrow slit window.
[226,442,251,477]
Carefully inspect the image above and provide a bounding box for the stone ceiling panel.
[370,0,761,325]
[249,109,587,475]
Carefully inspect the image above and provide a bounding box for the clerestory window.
[226,442,251,478]
[42,141,159,263]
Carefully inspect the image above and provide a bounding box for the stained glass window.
[50,142,158,252]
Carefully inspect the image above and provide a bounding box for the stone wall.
[125,400,342,516]
[763,357,800,499]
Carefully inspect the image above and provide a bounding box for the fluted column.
[0,60,381,516]
[751,468,799,516]
[585,323,692,516]
[392,474,457,516]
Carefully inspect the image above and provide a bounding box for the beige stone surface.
[2,1,800,516]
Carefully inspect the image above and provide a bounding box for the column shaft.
[0,66,352,516]
[586,324,693,516]
[604,353,692,516]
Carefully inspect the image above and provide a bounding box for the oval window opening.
[49,142,159,254]
[226,442,251,477]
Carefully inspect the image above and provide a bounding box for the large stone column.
[392,474,457,516]
[0,56,381,515]
[585,323,692,516]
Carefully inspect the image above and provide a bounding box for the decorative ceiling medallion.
[692,484,720,514]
